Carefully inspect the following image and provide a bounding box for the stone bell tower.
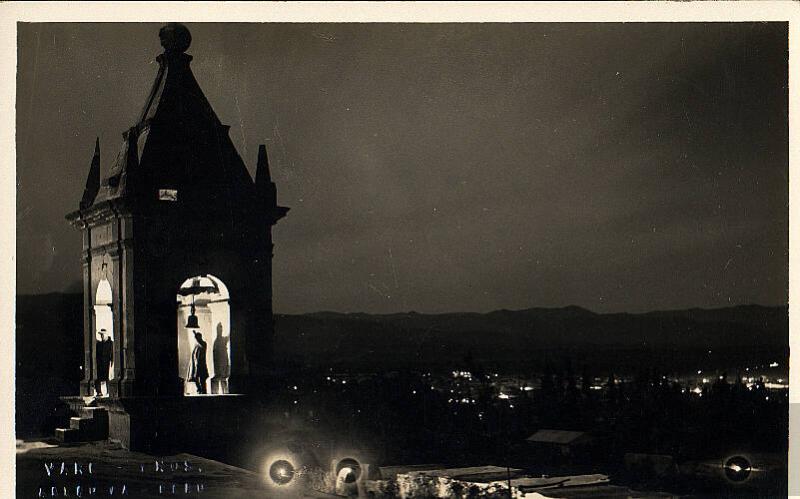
[65,23,288,405]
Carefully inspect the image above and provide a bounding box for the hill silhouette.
[16,292,787,382]
[275,304,787,372]
[15,293,787,435]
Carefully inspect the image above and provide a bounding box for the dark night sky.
[16,22,788,314]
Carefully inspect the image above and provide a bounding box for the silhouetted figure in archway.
[94,329,113,397]
[211,323,230,394]
[187,331,209,394]
[336,468,359,498]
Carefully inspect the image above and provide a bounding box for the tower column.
[227,297,249,394]
[119,237,137,396]
[108,243,123,397]
[80,241,94,397]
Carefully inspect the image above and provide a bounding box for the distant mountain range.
[275,303,788,372]
[13,292,790,437]
[16,293,788,379]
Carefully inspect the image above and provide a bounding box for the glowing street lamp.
[724,455,752,483]
[268,459,295,485]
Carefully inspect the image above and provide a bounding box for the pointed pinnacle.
[256,144,272,183]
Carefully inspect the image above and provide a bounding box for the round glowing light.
[269,459,295,485]
[724,456,752,483]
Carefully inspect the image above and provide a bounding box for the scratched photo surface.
[16,22,788,498]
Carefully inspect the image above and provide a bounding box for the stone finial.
[256,144,272,183]
[159,23,192,54]
[79,138,101,210]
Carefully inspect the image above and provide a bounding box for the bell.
[185,304,200,329]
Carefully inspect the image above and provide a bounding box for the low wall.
[95,395,255,454]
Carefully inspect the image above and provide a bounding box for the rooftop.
[526,429,590,445]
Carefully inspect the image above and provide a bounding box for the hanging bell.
[185,304,200,329]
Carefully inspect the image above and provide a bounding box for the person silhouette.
[187,331,209,394]
[94,329,113,397]
[211,323,230,394]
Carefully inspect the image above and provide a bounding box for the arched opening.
[335,458,362,496]
[177,274,231,396]
[93,278,114,397]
